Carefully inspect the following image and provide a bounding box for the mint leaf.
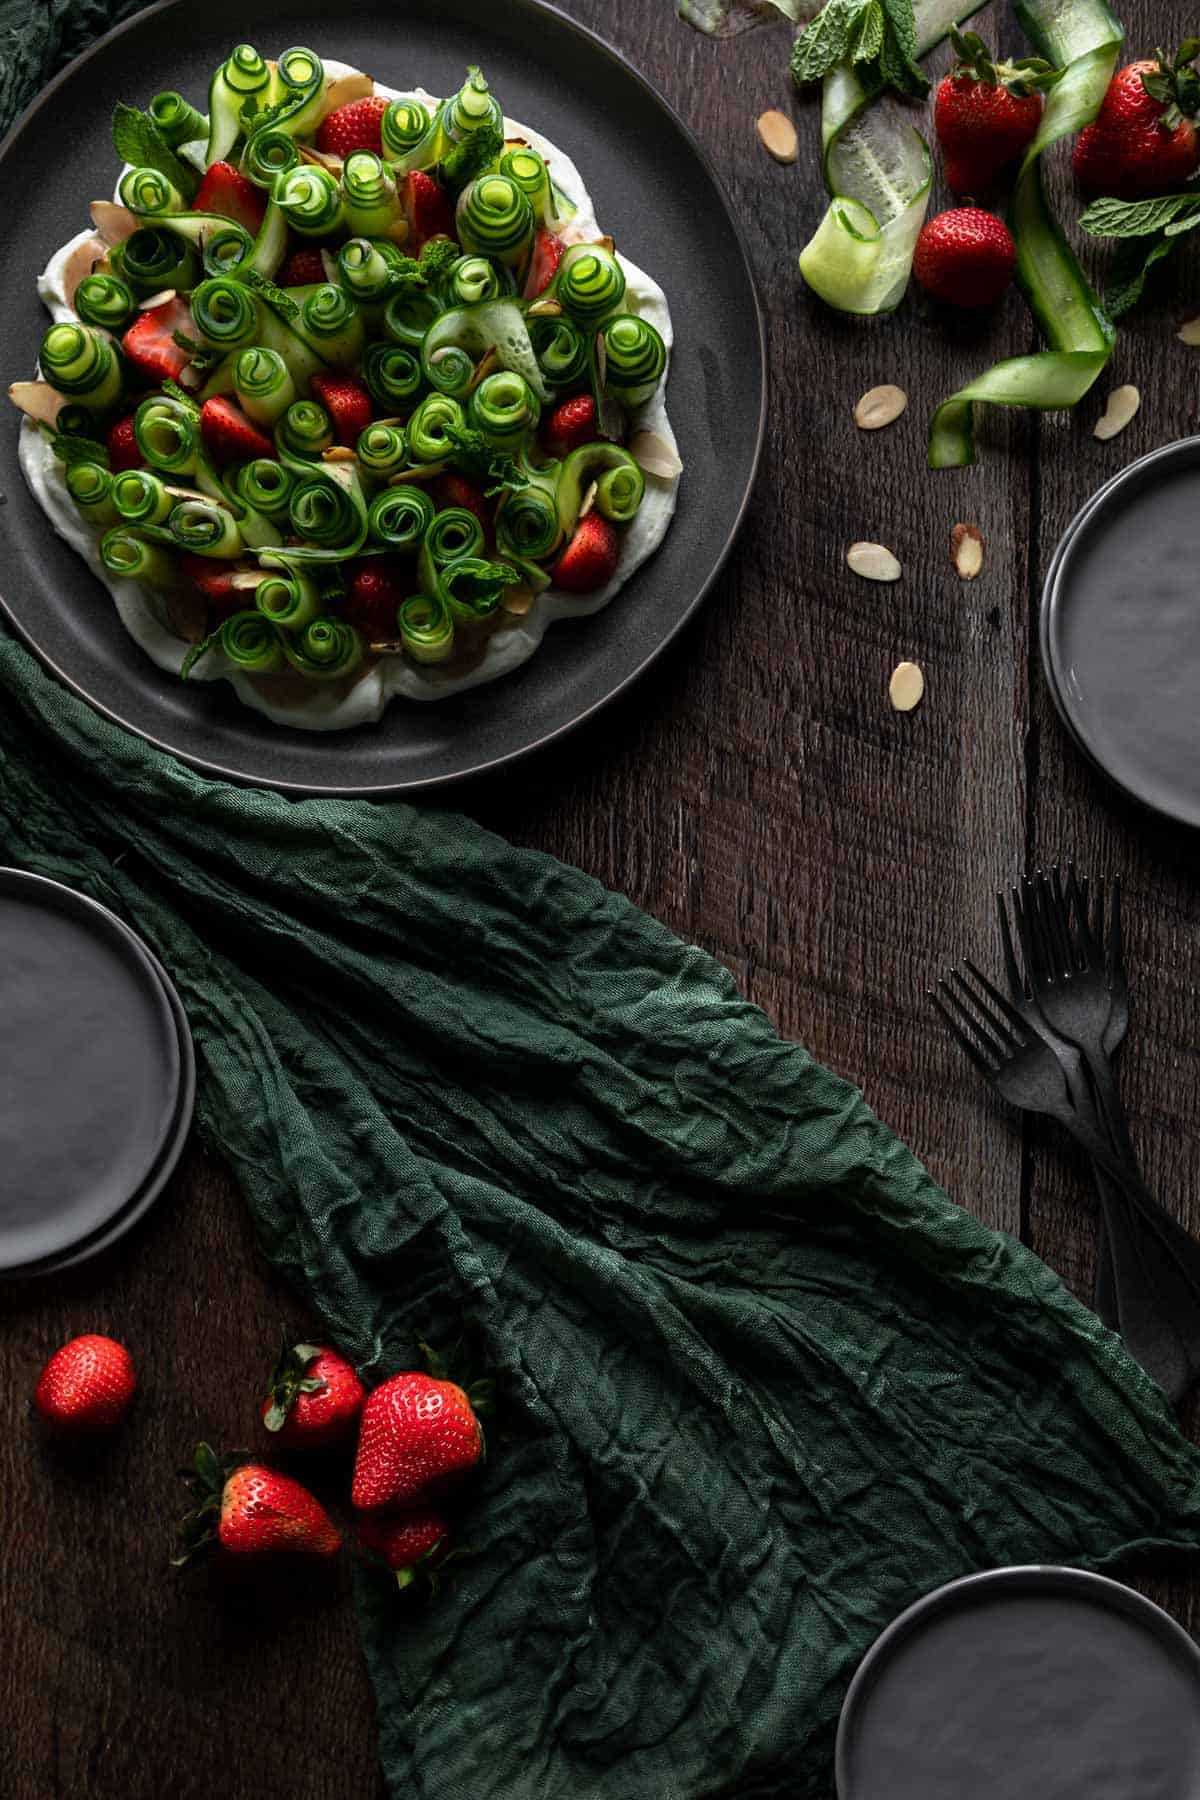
[878,0,929,96]
[790,0,853,86]
[418,237,459,281]
[446,425,529,497]
[52,434,110,469]
[242,268,301,320]
[1079,191,1200,237]
[440,123,503,194]
[111,102,198,200]
[1104,232,1179,318]
[848,1,885,64]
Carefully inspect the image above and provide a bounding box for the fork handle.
[1082,1045,1142,1170]
[1088,1163,1198,1403]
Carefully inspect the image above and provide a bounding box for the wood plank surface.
[3,0,1199,1794]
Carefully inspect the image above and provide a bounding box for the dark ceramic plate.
[0,0,764,795]
[0,869,191,1273]
[836,1566,1200,1800]
[1042,438,1200,829]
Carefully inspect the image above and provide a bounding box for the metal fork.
[933,961,1200,1400]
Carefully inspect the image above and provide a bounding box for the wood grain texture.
[4,0,1200,1794]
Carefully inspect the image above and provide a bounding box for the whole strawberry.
[912,207,1016,308]
[342,560,407,640]
[261,1341,365,1449]
[935,30,1049,193]
[34,1334,135,1431]
[1074,47,1200,199]
[351,1346,492,1514]
[173,1443,342,1565]
[358,1508,451,1591]
[317,95,388,158]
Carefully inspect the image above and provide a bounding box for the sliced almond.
[847,541,901,582]
[579,479,598,518]
[629,429,683,480]
[139,288,176,310]
[854,384,907,431]
[504,136,530,151]
[298,143,345,175]
[1177,315,1200,346]
[8,380,64,425]
[89,199,137,245]
[163,484,213,501]
[368,638,406,656]
[323,70,374,109]
[321,446,358,462]
[501,585,538,616]
[176,364,204,390]
[61,234,109,309]
[526,298,562,318]
[1094,383,1140,441]
[756,109,799,164]
[951,523,985,580]
[466,347,499,392]
[230,570,268,591]
[889,661,924,712]
[592,234,615,254]
[388,462,447,483]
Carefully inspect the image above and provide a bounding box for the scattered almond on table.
[1093,384,1140,441]
[854,384,907,430]
[951,524,985,580]
[1177,316,1200,346]
[847,542,901,582]
[889,662,925,712]
[756,109,798,163]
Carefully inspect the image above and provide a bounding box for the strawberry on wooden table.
[524,228,566,299]
[358,1509,452,1591]
[310,372,373,447]
[173,1443,342,1564]
[105,414,141,473]
[277,247,328,287]
[199,395,275,465]
[317,94,388,157]
[262,1341,365,1449]
[544,394,597,459]
[342,559,407,640]
[34,1334,135,1432]
[351,1346,492,1514]
[1074,46,1200,199]
[193,160,266,235]
[551,511,619,593]
[122,294,193,384]
[934,29,1049,193]
[401,170,455,251]
[912,207,1016,308]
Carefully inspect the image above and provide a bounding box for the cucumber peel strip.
[928,0,1123,467]
[798,0,986,315]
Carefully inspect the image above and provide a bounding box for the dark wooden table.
[6,1,1200,1793]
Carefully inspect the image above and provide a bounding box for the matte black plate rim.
[0,0,766,797]
[835,1563,1200,1798]
[0,868,196,1278]
[1040,435,1200,830]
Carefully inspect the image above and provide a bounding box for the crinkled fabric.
[3,630,1200,1799]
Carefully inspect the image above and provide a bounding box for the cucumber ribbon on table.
[929,0,1124,466]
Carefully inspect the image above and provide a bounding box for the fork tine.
[938,978,1009,1065]
[930,989,996,1077]
[947,966,1023,1053]
[1066,863,1097,969]
[1014,881,1042,987]
[996,891,1027,1002]
[1042,868,1074,977]
[1092,875,1106,961]
[1028,875,1059,985]
[961,958,1032,1041]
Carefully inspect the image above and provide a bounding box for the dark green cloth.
[4,633,1200,1798]
[5,8,1200,1795]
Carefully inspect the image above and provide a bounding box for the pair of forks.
[934,867,1200,1403]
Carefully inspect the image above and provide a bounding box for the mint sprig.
[51,433,111,469]
[112,102,199,200]
[440,123,504,194]
[242,268,301,321]
[1078,189,1200,320]
[791,0,927,99]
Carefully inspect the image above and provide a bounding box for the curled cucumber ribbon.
[928,0,1123,466]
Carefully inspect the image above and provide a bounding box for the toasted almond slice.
[176,364,204,390]
[951,523,985,580]
[889,661,924,711]
[388,462,447,483]
[298,143,345,174]
[579,480,598,518]
[466,347,499,392]
[230,571,269,591]
[526,298,562,318]
[8,380,64,425]
[756,109,799,164]
[139,288,176,310]
[629,429,683,480]
[61,234,109,308]
[1178,315,1200,346]
[321,446,358,462]
[854,384,907,431]
[504,136,530,150]
[368,637,406,655]
[324,70,374,109]
[163,485,213,501]
[501,585,538,615]
[1094,383,1140,441]
[847,541,901,582]
[90,200,137,245]
[592,234,615,253]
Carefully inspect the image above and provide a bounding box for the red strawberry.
[317,95,388,157]
[523,228,565,299]
[934,31,1046,193]
[277,247,328,287]
[34,1334,135,1432]
[551,511,619,593]
[912,207,1016,308]
[401,170,455,251]
[122,294,193,384]
[262,1342,365,1449]
[1074,51,1200,199]
[358,1509,451,1591]
[180,553,244,607]
[351,1356,489,1513]
[342,560,407,640]
[173,1443,342,1565]
[544,394,597,459]
[199,396,275,465]
[310,373,373,447]
[106,414,141,473]
[193,160,267,235]
[433,472,490,531]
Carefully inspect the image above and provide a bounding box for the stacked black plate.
[0,868,194,1276]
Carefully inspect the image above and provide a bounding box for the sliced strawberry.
[121,295,193,384]
[181,553,244,606]
[277,247,328,287]
[523,229,565,300]
[199,396,276,466]
[544,395,597,459]
[433,472,490,532]
[401,170,455,252]
[551,512,618,594]
[317,95,388,157]
[310,373,374,448]
[342,559,407,639]
[193,161,267,236]
[106,414,141,473]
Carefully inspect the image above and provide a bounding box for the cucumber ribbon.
[928,0,1124,466]
[798,0,986,315]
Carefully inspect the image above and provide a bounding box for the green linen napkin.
[4,630,1200,1799]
